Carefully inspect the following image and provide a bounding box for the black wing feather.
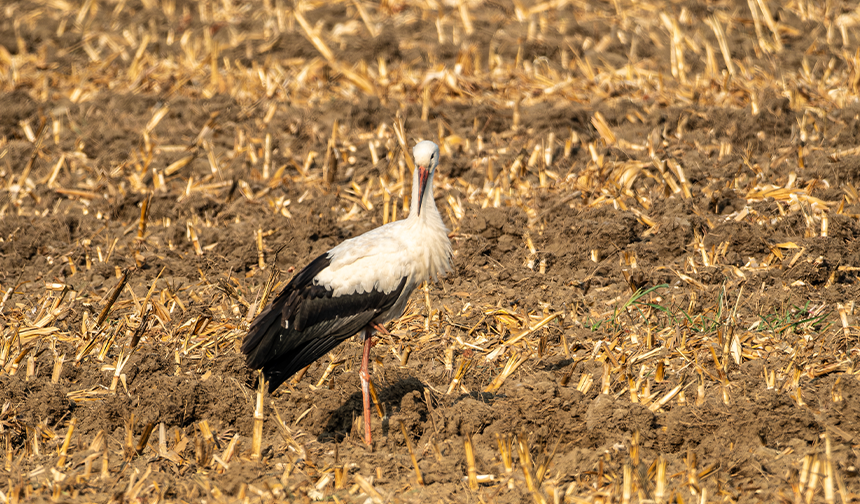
[242,251,408,392]
[258,333,343,393]
[241,253,331,360]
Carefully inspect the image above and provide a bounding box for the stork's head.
[412,140,439,217]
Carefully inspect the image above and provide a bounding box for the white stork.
[242,140,452,445]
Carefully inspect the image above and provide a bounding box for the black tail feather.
[261,334,345,392]
[241,302,283,369]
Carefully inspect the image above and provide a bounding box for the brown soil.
[2,0,860,502]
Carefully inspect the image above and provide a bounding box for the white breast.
[314,221,412,296]
[313,214,451,298]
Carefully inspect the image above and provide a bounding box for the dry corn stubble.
[1,0,860,502]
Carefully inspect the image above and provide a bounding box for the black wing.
[242,252,408,392]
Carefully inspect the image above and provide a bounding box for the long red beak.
[416,166,429,216]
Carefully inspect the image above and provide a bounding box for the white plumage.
[318,141,451,298]
[242,140,452,445]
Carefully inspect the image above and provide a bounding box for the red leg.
[371,322,390,335]
[359,331,374,446]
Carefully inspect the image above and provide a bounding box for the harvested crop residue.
[2,0,860,502]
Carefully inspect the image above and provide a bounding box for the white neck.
[405,165,451,282]
[407,167,439,222]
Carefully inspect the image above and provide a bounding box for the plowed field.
[1,0,860,502]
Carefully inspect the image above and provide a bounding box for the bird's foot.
[371,322,390,335]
